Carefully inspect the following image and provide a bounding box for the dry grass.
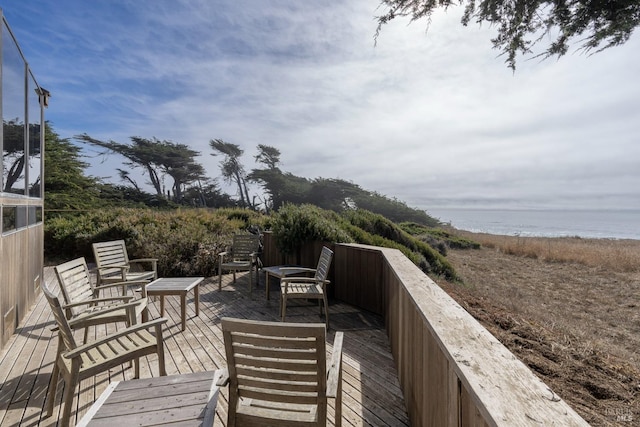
[435,230,640,426]
[455,230,640,272]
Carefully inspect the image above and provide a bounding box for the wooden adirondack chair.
[280,246,333,328]
[42,281,167,427]
[218,317,343,427]
[218,233,261,293]
[54,257,149,342]
[92,239,158,288]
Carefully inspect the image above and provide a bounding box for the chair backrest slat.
[235,365,318,382]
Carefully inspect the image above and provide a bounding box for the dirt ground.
[434,245,640,426]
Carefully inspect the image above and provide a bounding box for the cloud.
[3,0,640,210]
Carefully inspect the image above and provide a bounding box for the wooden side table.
[146,277,204,331]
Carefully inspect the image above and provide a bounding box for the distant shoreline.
[428,207,640,241]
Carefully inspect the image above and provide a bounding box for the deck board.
[0,267,409,427]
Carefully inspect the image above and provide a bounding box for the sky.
[2,0,640,213]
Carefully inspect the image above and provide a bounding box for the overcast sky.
[3,0,640,212]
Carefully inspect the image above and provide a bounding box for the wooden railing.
[262,234,589,426]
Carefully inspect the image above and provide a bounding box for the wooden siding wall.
[0,218,43,350]
[269,238,589,427]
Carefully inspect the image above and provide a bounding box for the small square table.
[262,265,314,300]
[146,277,204,331]
[76,370,222,427]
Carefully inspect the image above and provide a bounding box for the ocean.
[426,208,640,240]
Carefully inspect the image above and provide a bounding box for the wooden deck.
[0,267,409,427]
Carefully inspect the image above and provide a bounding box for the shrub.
[270,204,353,254]
[270,205,459,281]
[46,205,460,281]
[44,208,262,276]
[399,222,481,250]
[342,210,459,281]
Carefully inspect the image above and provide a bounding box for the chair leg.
[45,359,60,417]
[323,294,330,330]
[61,369,80,427]
[218,266,223,291]
[134,357,140,379]
[249,269,253,294]
[157,342,167,376]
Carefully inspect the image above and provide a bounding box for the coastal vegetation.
[45,122,464,280]
[45,204,464,280]
[455,230,640,272]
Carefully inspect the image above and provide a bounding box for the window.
[2,206,15,232]
[2,23,27,195]
[28,206,42,225]
[1,205,35,233]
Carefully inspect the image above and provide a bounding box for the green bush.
[270,204,353,254]
[45,205,459,281]
[399,222,481,250]
[342,210,458,280]
[269,204,459,281]
[44,207,263,276]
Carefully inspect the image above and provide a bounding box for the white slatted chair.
[218,317,343,427]
[55,257,149,341]
[92,239,157,288]
[218,233,261,293]
[42,281,167,427]
[280,246,333,328]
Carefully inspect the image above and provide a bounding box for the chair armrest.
[279,267,316,274]
[95,280,143,291]
[103,279,151,297]
[67,301,141,327]
[129,258,158,263]
[280,277,321,284]
[215,368,230,386]
[129,258,158,270]
[64,317,169,359]
[326,331,344,398]
[62,296,133,309]
[96,265,129,273]
[95,265,130,281]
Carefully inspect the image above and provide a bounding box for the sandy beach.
[434,232,640,426]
